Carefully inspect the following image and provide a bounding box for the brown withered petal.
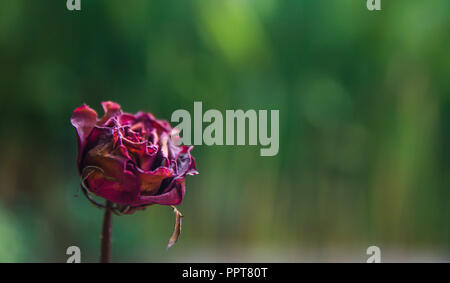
[167,206,183,250]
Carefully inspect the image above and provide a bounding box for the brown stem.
[100,201,113,263]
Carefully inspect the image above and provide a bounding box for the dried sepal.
[167,206,183,250]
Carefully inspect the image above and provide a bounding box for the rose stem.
[100,201,113,263]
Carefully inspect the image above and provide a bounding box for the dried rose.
[70,101,198,213]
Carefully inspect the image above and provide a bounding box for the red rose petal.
[70,104,98,171]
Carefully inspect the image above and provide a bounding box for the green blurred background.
[0,0,448,262]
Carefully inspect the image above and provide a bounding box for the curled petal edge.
[70,104,98,172]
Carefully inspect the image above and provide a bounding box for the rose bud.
[71,101,198,248]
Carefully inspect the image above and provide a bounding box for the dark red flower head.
[70,101,198,210]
